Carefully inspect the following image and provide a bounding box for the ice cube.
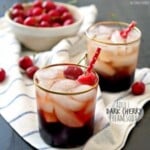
[39,79,54,90]
[51,94,84,111]
[98,25,114,35]
[50,79,84,111]
[95,61,116,76]
[36,88,54,113]
[54,104,84,127]
[36,67,64,81]
[127,42,139,54]
[36,87,46,100]
[96,34,110,42]
[71,85,97,102]
[116,46,127,56]
[99,50,113,63]
[50,79,78,93]
[112,52,138,67]
[88,25,114,41]
[111,30,126,43]
[36,88,47,109]
[42,111,58,123]
[92,25,115,42]
[42,94,54,113]
[126,46,135,54]
[83,100,95,114]
[35,67,64,90]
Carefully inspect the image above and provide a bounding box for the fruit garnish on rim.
[64,65,83,80]
[77,47,101,85]
[120,20,136,39]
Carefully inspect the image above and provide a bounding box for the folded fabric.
[0,4,150,150]
[0,5,108,150]
[84,68,150,150]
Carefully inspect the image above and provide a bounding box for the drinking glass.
[86,21,141,92]
[34,63,99,148]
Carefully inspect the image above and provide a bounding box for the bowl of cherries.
[5,0,83,51]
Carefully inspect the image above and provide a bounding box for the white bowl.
[5,2,83,51]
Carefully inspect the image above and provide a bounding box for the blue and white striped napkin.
[0,4,150,150]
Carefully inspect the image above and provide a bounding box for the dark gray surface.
[0,0,150,150]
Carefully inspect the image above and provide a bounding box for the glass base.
[98,72,134,92]
[38,114,94,148]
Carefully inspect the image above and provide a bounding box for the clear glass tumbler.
[34,63,99,148]
[86,21,141,92]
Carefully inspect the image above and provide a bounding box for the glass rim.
[33,63,99,95]
[85,21,142,45]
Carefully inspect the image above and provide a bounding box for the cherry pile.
[10,0,75,27]
[0,56,38,83]
[18,55,39,79]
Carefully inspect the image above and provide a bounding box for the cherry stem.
[120,20,136,39]
[77,53,87,65]
[87,47,101,73]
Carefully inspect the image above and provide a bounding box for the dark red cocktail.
[34,64,98,148]
[86,21,141,92]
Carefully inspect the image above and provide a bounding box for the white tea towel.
[0,4,150,150]
[0,5,108,150]
[84,68,150,150]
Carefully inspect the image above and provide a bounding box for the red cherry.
[42,0,56,12]
[0,68,6,82]
[31,7,43,16]
[40,20,50,27]
[63,18,74,26]
[23,17,37,26]
[131,81,145,95]
[38,13,50,22]
[12,3,24,10]
[61,12,73,22]
[48,9,60,21]
[18,56,33,70]
[11,9,24,19]
[26,66,39,79]
[24,8,33,17]
[56,5,69,14]
[52,22,61,27]
[77,72,97,86]
[33,0,43,8]
[64,65,83,80]
[13,16,24,24]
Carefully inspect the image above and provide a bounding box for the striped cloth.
[0,4,150,150]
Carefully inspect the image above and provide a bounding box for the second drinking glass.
[86,21,141,92]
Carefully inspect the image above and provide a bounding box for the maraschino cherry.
[64,48,101,85]
[77,47,101,85]
[64,65,83,80]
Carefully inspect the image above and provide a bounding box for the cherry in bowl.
[5,0,83,51]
